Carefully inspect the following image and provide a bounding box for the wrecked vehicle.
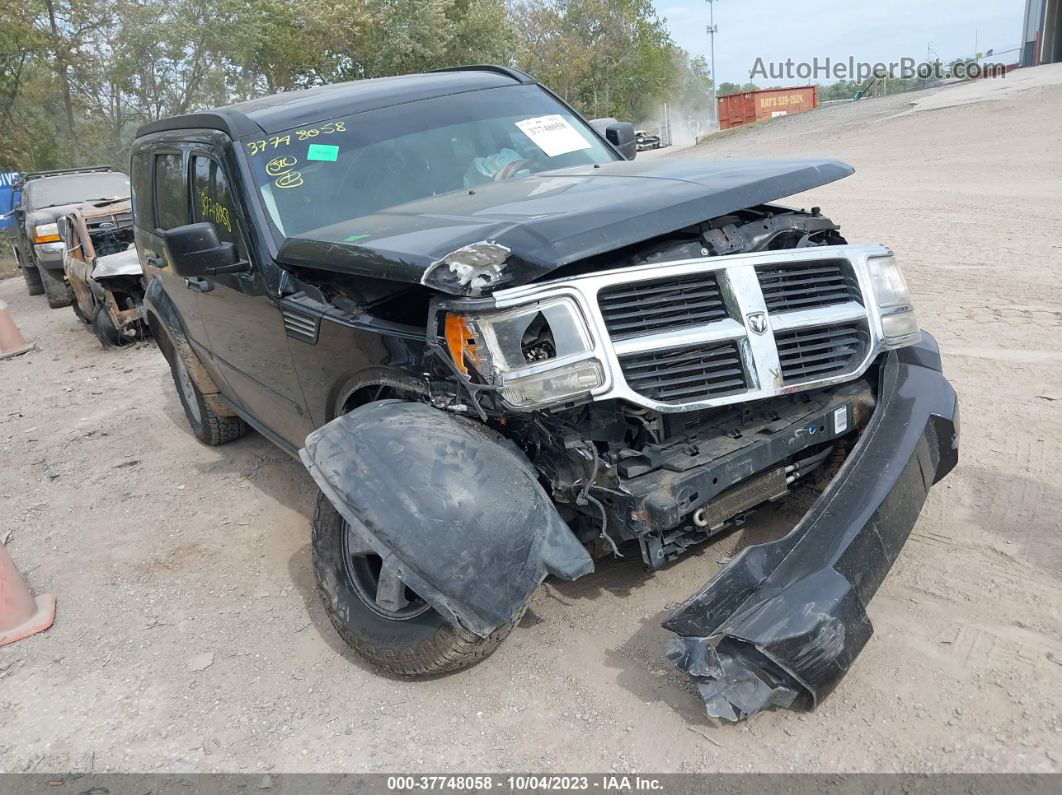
[5,167,130,308]
[635,129,663,151]
[130,66,958,720]
[60,199,147,347]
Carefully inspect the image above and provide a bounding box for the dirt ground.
[2,66,1061,774]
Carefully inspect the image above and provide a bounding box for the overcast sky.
[653,0,1028,86]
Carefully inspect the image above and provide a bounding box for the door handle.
[145,253,165,268]
[184,276,214,293]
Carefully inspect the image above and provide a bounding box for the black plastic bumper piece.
[663,332,959,721]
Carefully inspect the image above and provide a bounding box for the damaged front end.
[664,337,958,720]
[414,217,957,719]
[60,200,148,347]
[290,162,956,717]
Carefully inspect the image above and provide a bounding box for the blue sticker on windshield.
[307,144,339,162]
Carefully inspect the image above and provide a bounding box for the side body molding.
[300,400,595,636]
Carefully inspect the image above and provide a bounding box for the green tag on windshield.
[307,143,339,161]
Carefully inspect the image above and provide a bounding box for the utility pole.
[925,42,939,88]
[707,0,719,129]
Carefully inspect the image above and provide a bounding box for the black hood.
[276,156,854,295]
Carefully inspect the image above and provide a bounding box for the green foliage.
[513,0,690,122]
[0,0,706,171]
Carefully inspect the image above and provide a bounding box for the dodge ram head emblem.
[746,311,768,335]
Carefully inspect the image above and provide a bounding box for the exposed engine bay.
[516,380,872,567]
[292,205,862,569]
[426,205,860,566]
[560,203,847,276]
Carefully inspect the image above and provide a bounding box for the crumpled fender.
[300,400,594,636]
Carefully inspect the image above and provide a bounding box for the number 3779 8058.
[246,121,346,156]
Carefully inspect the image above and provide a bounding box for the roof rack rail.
[16,165,116,186]
[430,65,536,85]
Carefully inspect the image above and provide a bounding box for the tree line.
[0,0,713,171]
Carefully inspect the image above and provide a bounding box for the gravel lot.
[2,66,1061,774]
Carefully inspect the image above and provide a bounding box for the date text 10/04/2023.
[386,776,665,791]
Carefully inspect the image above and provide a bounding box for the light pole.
[707,0,719,129]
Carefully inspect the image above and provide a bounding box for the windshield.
[241,84,617,239]
[25,172,129,209]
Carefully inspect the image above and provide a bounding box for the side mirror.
[589,118,637,160]
[162,222,241,277]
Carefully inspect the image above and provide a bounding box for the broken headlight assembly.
[441,297,604,410]
[866,254,920,347]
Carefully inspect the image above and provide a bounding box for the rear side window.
[130,152,152,228]
[154,153,187,230]
[192,156,241,256]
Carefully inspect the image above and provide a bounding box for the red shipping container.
[717,85,818,130]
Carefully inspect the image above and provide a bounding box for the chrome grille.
[598,272,727,338]
[775,322,869,384]
[618,341,746,402]
[489,243,893,412]
[756,259,862,312]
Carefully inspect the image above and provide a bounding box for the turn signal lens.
[33,223,61,243]
[881,310,920,341]
[444,313,480,376]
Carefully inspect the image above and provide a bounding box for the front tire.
[20,257,44,296]
[72,295,92,324]
[38,266,73,308]
[168,347,247,445]
[91,303,133,347]
[311,493,519,676]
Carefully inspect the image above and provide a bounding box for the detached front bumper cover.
[664,333,959,721]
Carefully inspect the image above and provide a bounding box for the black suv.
[131,66,959,721]
[6,166,130,308]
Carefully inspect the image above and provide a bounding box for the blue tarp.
[1,172,19,230]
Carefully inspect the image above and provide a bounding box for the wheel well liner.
[300,400,594,636]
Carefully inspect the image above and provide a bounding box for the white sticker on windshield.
[515,115,592,158]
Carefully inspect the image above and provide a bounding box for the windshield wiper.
[37,197,125,209]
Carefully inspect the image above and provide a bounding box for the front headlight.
[442,297,604,409]
[867,255,920,346]
[33,223,61,243]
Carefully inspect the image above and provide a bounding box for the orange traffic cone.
[0,541,56,647]
[0,299,34,359]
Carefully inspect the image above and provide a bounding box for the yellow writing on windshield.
[246,121,346,156]
[266,156,298,176]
